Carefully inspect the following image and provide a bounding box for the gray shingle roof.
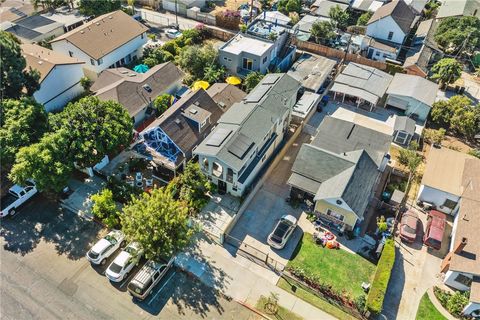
[92,62,184,118]
[194,73,301,171]
[367,0,416,34]
[437,0,480,18]
[288,143,379,217]
[394,116,416,135]
[386,73,438,107]
[287,53,337,93]
[311,116,392,167]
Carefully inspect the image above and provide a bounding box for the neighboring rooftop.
[403,0,428,13]
[259,10,291,24]
[292,91,321,119]
[293,14,331,41]
[311,116,392,167]
[311,0,349,18]
[42,8,86,28]
[436,0,480,19]
[21,43,84,83]
[92,62,184,118]
[1,15,63,41]
[387,73,438,107]
[367,0,416,34]
[421,147,476,196]
[220,33,273,56]
[394,116,416,136]
[351,0,383,12]
[206,83,247,110]
[195,73,301,172]
[331,62,393,105]
[367,38,399,54]
[0,0,34,22]
[287,53,336,93]
[50,10,148,60]
[247,18,288,39]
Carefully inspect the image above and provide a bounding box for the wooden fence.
[292,38,388,70]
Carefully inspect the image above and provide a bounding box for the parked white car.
[86,230,125,265]
[106,242,144,282]
[0,180,37,217]
[267,215,298,249]
[165,28,182,39]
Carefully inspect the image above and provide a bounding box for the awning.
[330,83,379,105]
[386,96,409,110]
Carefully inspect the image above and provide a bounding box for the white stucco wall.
[366,16,406,44]
[463,302,480,317]
[444,270,473,291]
[51,33,147,76]
[33,63,84,112]
[417,184,460,215]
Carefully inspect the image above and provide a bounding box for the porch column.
[357,98,361,108]
[370,103,374,112]
[334,91,337,100]
[342,93,345,103]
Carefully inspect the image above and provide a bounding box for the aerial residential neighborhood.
[1,0,480,319]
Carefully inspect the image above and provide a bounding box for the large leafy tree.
[9,129,74,192]
[311,21,336,45]
[357,11,373,26]
[203,64,226,83]
[434,16,480,54]
[430,58,462,87]
[78,0,121,17]
[121,188,193,260]
[277,0,301,14]
[0,98,48,171]
[153,93,172,115]
[0,31,40,99]
[91,189,120,229]
[175,43,218,81]
[244,71,264,93]
[142,47,174,68]
[49,97,133,168]
[329,5,349,30]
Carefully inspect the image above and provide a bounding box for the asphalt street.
[0,196,261,320]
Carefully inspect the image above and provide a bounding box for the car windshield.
[88,250,99,259]
[403,225,416,234]
[109,262,123,274]
[104,235,118,245]
[125,246,138,256]
[427,238,441,248]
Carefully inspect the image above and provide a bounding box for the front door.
[218,180,227,194]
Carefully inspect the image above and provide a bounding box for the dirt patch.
[211,0,248,16]
[440,135,474,153]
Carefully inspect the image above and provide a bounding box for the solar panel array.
[206,128,232,147]
[228,133,254,159]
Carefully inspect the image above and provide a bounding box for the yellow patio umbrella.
[226,76,242,86]
[192,80,210,91]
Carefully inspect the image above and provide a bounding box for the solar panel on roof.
[228,133,254,159]
[206,128,232,147]
[262,74,280,84]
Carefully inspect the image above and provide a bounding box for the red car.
[399,210,420,243]
[423,210,446,250]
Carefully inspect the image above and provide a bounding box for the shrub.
[91,189,120,229]
[365,239,395,315]
[433,286,470,318]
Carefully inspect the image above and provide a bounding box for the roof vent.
[120,70,129,74]
[96,22,100,26]
[189,108,198,114]
[194,101,200,106]
[174,118,181,125]
[108,15,113,19]
[128,73,136,77]
[218,101,226,109]
[80,30,84,34]
[38,61,43,65]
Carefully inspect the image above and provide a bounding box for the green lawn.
[277,277,357,320]
[416,293,447,320]
[288,233,376,299]
[256,296,303,320]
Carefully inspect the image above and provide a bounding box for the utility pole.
[174,0,179,29]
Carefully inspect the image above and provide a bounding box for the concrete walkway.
[175,235,336,320]
[427,287,457,320]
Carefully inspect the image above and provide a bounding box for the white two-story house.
[50,10,148,79]
[366,1,416,61]
[22,43,85,112]
[194,73,301,196]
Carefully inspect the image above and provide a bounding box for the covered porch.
[330,83,378,112]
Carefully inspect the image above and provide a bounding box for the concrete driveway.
[381,206,452,320]
[227,133,313,265]
[0,196,261,320]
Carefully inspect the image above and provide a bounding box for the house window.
[98,58,103,65]
[326,209,344,221]
[442,199,458,210]
[141,33,145,39]
[394,131,409,145]
[388,31,394,40]
[212,162,223,178]
[232,185,238,191]
[68,51,73,57]
[226,168,234,183]
[242,58,253,70]
[262,56,268,64]
[90,58,95,65]
[223,57,228,60]
[454,274,472,287]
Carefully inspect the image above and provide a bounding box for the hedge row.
[365,239,396,315]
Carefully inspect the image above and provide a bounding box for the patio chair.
[135,172,142,182]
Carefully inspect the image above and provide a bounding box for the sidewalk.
[175,235,336,320]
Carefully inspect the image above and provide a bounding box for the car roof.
[427,212,445,240]
[131,261,166,287]
[429,210,446,220]
[91,238,111,254]
[113,251,131,266]
[403,214,418,229]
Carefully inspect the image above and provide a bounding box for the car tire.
[9,208,16,217]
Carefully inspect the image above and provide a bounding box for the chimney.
[454,237,468,254]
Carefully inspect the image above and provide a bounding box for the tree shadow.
[1,195,102,260]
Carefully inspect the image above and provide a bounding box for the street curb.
[235,299,272,320]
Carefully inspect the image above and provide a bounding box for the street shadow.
[1,195,102,260]
[380,244,406,320]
